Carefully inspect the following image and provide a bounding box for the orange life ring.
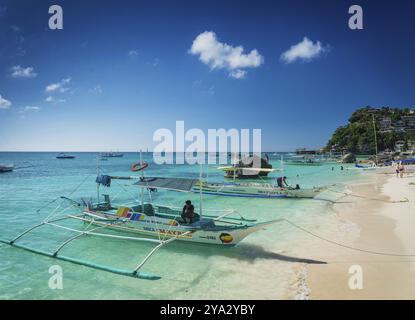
[131,162,148,172]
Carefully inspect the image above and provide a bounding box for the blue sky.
[0,0,414,151]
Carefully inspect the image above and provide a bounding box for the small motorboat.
[56,153,76,159]
[101,152,124,158]
[0,164,14,173]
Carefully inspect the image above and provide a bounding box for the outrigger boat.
[0,160,278,280]
[87,176,277,245]
[192,181,325,199]
[219,154,277,179]
[349,160,415,174]
[218,166,278,179]
[285,155,322,166]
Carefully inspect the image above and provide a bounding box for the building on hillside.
[402,115,415,129]
[395,140,406,152]
[379,117,393,133]
[394,120,406,132]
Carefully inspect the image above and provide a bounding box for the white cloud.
[11,25,20,32]
[189,31,263,79]
[280,37,327,63]
[46,96,65,103]
[90,85,103,95]
[229,69,247,79]
[0,95,11,109]
[11,65,37,78]
[19,106,40,114]
[24,106,40,112]
[45,78,71,93]
[128,50,138,57]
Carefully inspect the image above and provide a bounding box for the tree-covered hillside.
[325,106,415,154]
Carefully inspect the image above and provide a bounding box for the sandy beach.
[306,172,415,299]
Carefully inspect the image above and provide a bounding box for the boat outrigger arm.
[0,197,194,280]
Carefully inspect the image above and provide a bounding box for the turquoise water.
[0,152,362,299]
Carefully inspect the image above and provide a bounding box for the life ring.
[131,161,148,172]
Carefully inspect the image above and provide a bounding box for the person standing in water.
[276,176,289,188]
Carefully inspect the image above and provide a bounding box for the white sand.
[305,173,415,299]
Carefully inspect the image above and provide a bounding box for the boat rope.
[280,218,415,257]
[32,174,93,217]
[99,166,146,205]
[325,188,409,203]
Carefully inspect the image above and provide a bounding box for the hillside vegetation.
[325,106,415,154]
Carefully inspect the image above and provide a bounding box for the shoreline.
[305,173,415,299]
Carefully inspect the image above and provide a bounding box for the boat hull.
[0,166,13,173]
[193,182,323,199]
[81,210,274,246]
[350,164,415,174]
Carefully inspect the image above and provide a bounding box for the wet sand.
[305,173,415,299]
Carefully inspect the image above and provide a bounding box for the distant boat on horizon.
[56,153,76,159]
[100,152,124,158]
[0,164,14,173]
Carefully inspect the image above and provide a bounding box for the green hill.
[325,106,415,154]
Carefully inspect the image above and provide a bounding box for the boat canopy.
[134,177,198,192]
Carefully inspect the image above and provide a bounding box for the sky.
[0,0,414,152]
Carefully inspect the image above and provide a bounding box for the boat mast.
[233,152,237,181]
[372,114,378,164]
[199,163,203,218]
[140,150,144,207]
[96,154,100,203]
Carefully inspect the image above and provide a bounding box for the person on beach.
[182,200,195,224]
[277,176,289,188]
[399,163,405,178]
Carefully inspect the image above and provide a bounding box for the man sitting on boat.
[182,200,195,224]
[276,176,289,188]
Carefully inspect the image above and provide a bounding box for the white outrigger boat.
[349,161,415,174]
[87,176,278,245]
[285,155,322,166]
[192,181,325,199]
[0,162,278,280]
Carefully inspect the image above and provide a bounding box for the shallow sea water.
[0,152,364,299]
